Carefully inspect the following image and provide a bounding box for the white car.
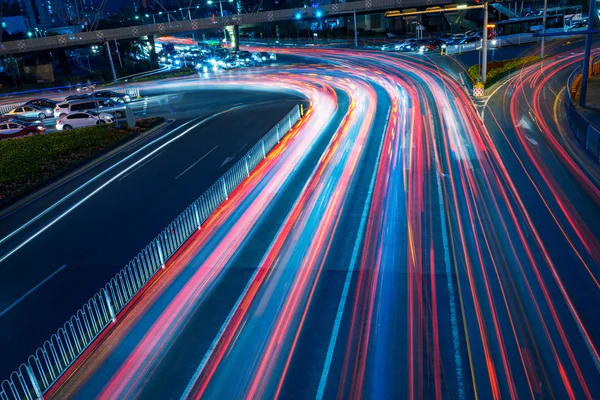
[56,111,113,131]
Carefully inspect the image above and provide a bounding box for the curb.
[0,120,172,218]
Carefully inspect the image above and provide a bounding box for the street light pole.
[482,1,489,82]
[540,0,548,58]
[105,41,117,82]
[353,9,358,47]
[208,0,230,43]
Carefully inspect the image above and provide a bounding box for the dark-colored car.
[0,120,45,139]
[236,51,256,66]
[64,93,90,101]
[459,36,482,45]
[23,98,58,109]
[92,90,131,103]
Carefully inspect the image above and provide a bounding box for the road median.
[0,117,165,209]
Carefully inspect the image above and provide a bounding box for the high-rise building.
[17,0,95,30]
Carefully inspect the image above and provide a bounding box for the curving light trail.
[45,46,600,400]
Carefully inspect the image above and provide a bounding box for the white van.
[53,98,127,119]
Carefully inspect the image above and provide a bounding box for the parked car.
[65,91,130,103]
[54,98,127,119]
[56,111,114,131]
[0,120,45,139]
[23,98,58,109]
[4,105,53,120]
[92,90,131,103]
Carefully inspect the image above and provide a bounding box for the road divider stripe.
[0,264,68,318]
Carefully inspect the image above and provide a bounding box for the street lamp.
[206,0,233,43]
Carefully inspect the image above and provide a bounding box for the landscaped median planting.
[0,117,165,206]
[467,55,541,88]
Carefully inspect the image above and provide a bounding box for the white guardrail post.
[0,104,302,400]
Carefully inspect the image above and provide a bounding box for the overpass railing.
[565,55,600,163]
[0,0,455,56]
[0,104,302,400]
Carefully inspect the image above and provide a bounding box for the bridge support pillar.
[226,25,239,51]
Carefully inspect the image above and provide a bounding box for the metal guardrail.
[443,42,481,55]
[0,104,302,400]
[0,88,140,115]
[565,55,600,163]
[0,0,456,56]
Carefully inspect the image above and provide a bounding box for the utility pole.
[105,41,117,82]
[353,9,358,47]
[482,2,489,82]
[540,0,548,58]
[579,0,595,107]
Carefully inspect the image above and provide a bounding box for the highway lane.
[484,48,600,396]
[9,46,600,399]
[0,89,303,380]
[46,52,458,398]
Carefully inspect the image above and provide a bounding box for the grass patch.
[0,117,164,206]
[467,55,541,88]
[130,67,195,82]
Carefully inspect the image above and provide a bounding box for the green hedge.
[467,55,541,88]
[130,67,195,82]
[0,117,165,205]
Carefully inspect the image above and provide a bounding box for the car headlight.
[491,39,498,46]
[203,66,208,72]
[262,56,266,61]
[37,125,44,130]
[441,44,447,48]
[45,109,51,113]
[160,57,166,62]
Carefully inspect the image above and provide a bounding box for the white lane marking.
[175,146,219,180]
[0,264,68,318]
[316,106,390,400]
[430,111,465,399]
[0,118,190,247]
[0,107,247,264]
[118,151,164,182]
[143,97,148,116]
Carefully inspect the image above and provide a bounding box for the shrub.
[467,55,540,88]
[0,117,165,205]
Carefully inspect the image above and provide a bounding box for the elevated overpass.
[0,0,457,56]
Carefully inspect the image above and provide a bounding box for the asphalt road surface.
[0,88,303,379]
[4,43,600,399]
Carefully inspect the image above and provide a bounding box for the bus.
[494,5,584,36]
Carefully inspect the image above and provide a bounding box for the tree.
[4,57,20,86]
